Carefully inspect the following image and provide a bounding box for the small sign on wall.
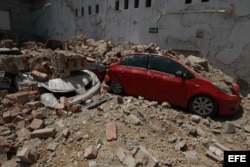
[149,27,158,33]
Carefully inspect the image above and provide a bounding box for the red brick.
[10,107,22,118]
[16,120,26,129]
[3,111,11,123]
[1,98,14,108]
[30,128,56,139]
[42,61,51,73]
[54,103,65,110]
[84,145,98,159]
[70,104,82,113]
[13,115,24,124]
[29,119,44,131]
[22,108,31,115]
[30,70,48,82]
[106,122,117,141]
[60,97,69,109]
[0,90,8,98]
[5,92,29,104]
[24,101,41,110]
[31,110,43,119]
[55,109,68,118]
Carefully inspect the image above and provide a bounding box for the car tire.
[188,95,218,117]
[110,80,124,94]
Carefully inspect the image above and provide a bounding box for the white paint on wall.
[31,0,250,88]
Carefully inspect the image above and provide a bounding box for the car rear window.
[120,54,148,68]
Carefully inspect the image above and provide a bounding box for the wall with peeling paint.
[13,0,250,90]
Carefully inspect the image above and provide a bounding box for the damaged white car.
[15,69,101,107]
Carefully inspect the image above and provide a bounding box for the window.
[149,55,187,75]
[81,7,84,16]
[115,0,119,11]
[120,54,148,68]
[124,0,129,9]
[201,0,209,2]
[134,0,139,8]
[88,6,91,15]
[75,8,78,17]
[145,0,151,7]
[185,0,192,4]
[96,4,99,13]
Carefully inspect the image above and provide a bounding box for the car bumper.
[104,74,111,84]
[217,95,241,116]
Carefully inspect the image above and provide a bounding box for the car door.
[117,54,150,97]
[148,55,190,105]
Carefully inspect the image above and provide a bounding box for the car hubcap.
[192,97,213,116]
[111,81,123,94]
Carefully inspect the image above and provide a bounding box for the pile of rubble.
[0,36,249,167]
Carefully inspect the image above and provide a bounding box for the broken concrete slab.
[116,147,139,167]
[134,146,159,167]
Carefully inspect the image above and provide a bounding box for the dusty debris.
[0,35,249,166]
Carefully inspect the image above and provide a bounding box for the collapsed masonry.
[0,35,238,166]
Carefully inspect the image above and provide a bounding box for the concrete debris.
[0,35,248,166]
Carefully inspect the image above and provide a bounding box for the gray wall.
[0,0,33,40]
[0,0,248,90]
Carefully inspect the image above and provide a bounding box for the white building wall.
[32,0,250,89]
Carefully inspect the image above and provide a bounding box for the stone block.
[31,110,43,119]
[127,114,140,125]
[9,107,22,118]
[5,92,29,104]
[25,101,41,110]
[3,111,11,123]
[116,147,138,167]
[134,146,159,167]
[16,147,33,164]
[60,97,70,108]
[29,119,44,131]
[84,145,98,159]
[206,150,223,163]
[30,128,56,139]
[16,120,26,129]
[30,70,48,82]
[16,147,39,164]
[106,122,117,141]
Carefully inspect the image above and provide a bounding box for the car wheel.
[110,80,124,94]
[189,95,218,117]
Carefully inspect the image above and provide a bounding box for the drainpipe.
[155,9,226,23]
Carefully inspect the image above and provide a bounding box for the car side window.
[120,54,148,68]
[149,55,187,75]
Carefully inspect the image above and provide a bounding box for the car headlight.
[212,82,233,95]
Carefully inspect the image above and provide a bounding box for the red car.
[104,53,241,117]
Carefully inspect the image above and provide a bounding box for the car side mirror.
[175,71,187,79]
